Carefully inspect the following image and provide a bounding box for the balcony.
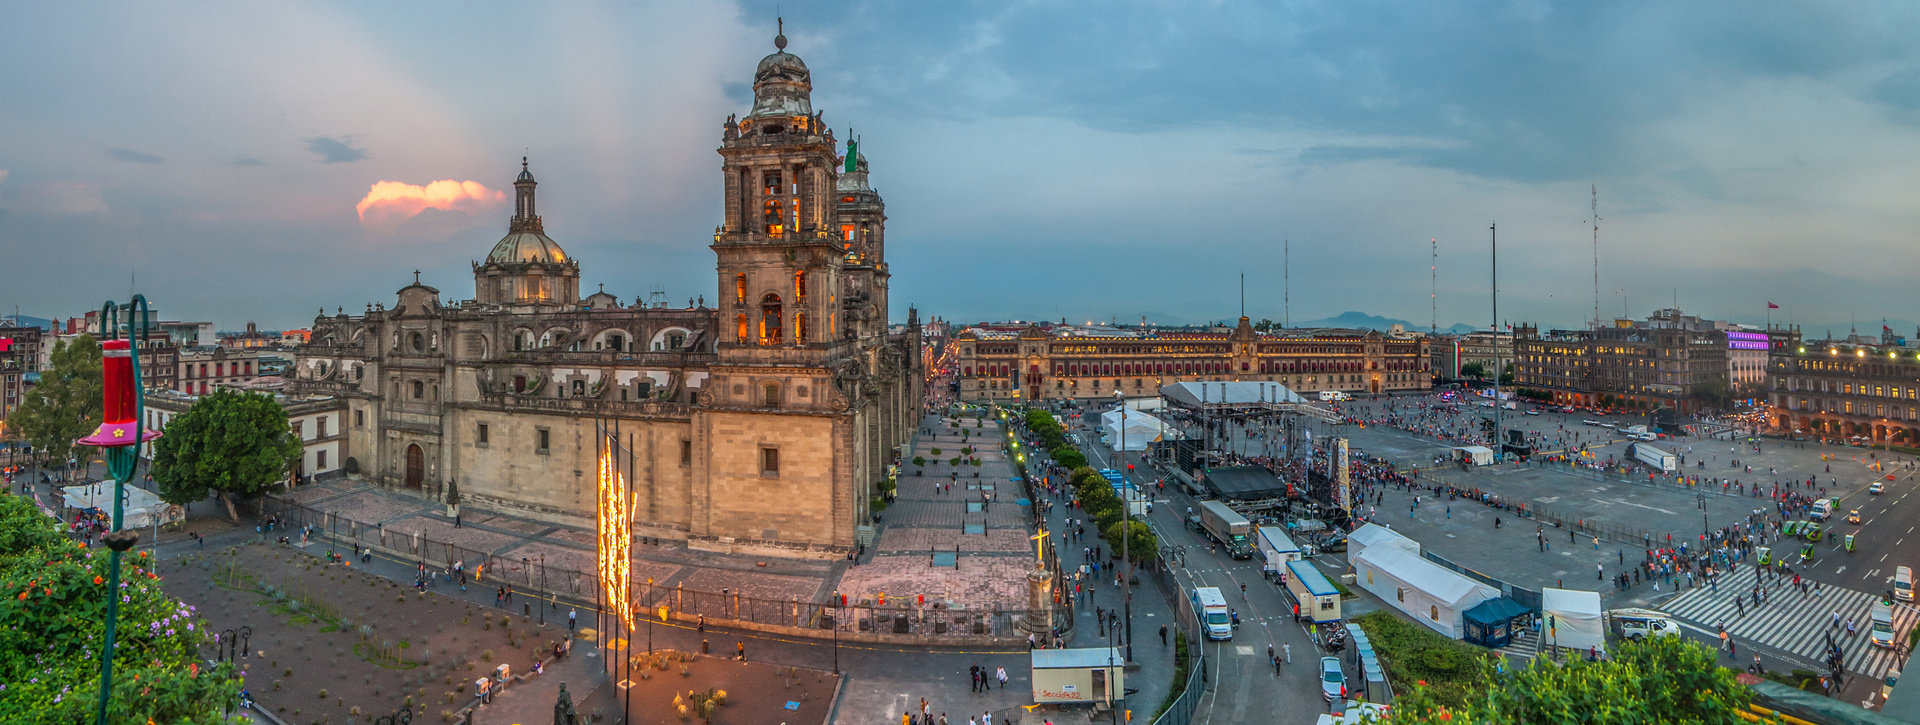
[476,392,694,419]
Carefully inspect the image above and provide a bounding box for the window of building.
[316,450,327,470]
[764,383,780,407]
[763,199,785,235]
[536,428,550,455]
[735,273,747,305]
[795,312,808,343]
[412,381,424,399]
[572,380,586,396]
[762,170,783,195]
[761,446,780,476]
[681,439,693,466]
[760,294,783,344]
[292,421,303,439]
[476,423,489,447]
[794,271,807,300]
[317,416,327,438]
[513,375,528,393]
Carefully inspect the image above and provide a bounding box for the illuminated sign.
[1726,331,1768,351]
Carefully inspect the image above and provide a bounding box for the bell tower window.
[764,199,785,235]
[736,313,750,343]
[794,271,807,300]
[759,294,783,345]
[795,312,808,343]
[735,273,747,305]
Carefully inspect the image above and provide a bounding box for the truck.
[1622,425,1657,441]
[1198,501,1255,559]
[1257,526,1304,582]
[1810,498,1839,522]
[1627,442,1677,472]
[1192,587,1233,640]
[1605,608,1681,641]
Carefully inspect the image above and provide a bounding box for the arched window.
[411,381,424,399]
[764,199,784,235]
[794,271,807,300]
[735,273,747,305]
[736,313,750,343]
[795,312,808,343]
[759,294,783,344]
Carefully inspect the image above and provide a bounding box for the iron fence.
[260,496,1065,643]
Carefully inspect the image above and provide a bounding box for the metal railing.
[259,496,1063,643]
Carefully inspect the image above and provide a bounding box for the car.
[1602,422,1617,429]
[1526,409,1541,416]
[1319,656,1347,702]
[1871,481,1886,494]
[1583,419,1602,426]
[1848,510,1862,525]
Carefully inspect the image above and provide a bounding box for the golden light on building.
[597,437,634,633]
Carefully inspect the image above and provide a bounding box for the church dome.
[750,22,813,118]
[486,231,567,265]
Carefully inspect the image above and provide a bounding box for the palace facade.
[954,317,1430,402]
[289,30,922,556]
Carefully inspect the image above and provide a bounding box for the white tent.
[1101,408,1171,451]
[1160,381,1306,408]
[61,481,184,529]
[1541,588,1606,656]
[1346,523,1420,566]
[1352,546,1500,639]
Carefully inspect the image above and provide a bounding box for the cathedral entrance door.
[405,444,424,489]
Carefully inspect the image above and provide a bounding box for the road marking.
[1882,554,1891,562]
[1835,566,1847,575]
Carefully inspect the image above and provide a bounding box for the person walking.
[996,665,1008,690]
[1159,624,1168,646]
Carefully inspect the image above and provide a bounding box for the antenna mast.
[1431,237,1437,335]
[1592,185,1601,331]
[1284,239,1290,329]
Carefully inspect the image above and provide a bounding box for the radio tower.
[1591,185,1601,330]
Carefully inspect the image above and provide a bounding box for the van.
[1870,601,1897,649]
[1897,566,1914,603]
[1811,499,1837,522]
[1608,609,1680,641]
[1192,587,1233,641]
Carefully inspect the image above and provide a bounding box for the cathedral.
[292,29,923,557]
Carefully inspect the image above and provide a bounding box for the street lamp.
[1112,390,1133,665]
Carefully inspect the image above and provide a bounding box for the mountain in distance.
[0,314,53,331]
[1278,311,1482,334]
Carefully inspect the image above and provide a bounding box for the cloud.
[107,147,164,165]
[20,182,107,215]
[0,170,8,184]
[232,156,266,166]
[355,179,505,227]
[305,136,368,163]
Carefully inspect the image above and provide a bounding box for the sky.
[4,1,1920,337]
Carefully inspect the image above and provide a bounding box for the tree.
[1101,519,1159,563]
[1498,362,1515,386]
[7,334,102,474]
[1459,362,1488,379]
[1388,636,1750,724]
[151,389,302,522]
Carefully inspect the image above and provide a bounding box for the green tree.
[0,493,240,722]
[7,334,103,472]
[1100,519,1159,563]
[1389,636,1750,725]
[1499,362,1515,386]
[151,389,302,522]
[1458,362,1488,379]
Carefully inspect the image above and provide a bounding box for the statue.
[554,682,577,725]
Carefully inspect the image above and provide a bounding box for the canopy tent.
[1101,408,1172,451]
[1346,523,1420,566]
[1462,597,1531,648]
[1160,381,1307,409]
[61,481,184,529]
[1541,588,1606,656]
[1352,546,1500,639]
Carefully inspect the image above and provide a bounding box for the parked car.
[1583,419,1602,426]
[1319,657,1347,702]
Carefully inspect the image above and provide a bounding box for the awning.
[1462,597,1530,627]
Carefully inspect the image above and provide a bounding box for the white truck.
[1628,442,1677,472]
[1198,501,1255,559]
[1257,526,1304,583]
[1606,608,1681,641]
[1622,425,1657,441]
[1192,587,1234,641]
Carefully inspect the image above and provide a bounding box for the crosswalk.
[1663,567,1915,679]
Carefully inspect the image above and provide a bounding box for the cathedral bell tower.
[836,135,888,345]
[713,21,846,356]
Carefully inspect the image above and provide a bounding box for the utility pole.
[1284,239,1290,329]
[1431,237,1437,336]
[1591,185,1601,331]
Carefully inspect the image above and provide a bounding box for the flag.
[1768,302,1779,309]
[1886,325,1894,333]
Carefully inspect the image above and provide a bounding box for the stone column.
[1020,565,1053,635]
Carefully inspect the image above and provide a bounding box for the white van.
[1870,601,1897,649]
[1192,587,1233,641]
[1608,609,1680,641]
[1319,391,1350,402]
[1897,566,1913,603]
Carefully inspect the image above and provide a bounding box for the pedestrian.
[970,664,981,692]
[1597,563,1604,581]
[1283,643,1291,664]
[996,666,1008,689]
[982,712,992,725]
[737,641,746,661]
[1159,624,1168,646]
[568,609,577,634]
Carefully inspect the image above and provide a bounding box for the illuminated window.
[764,199,784,235]
[795,312,809,343]
[762,171,783,195]
[760,294,783,344]
[736,313,749,343]
[795,271,808,299]
[735,273,747,305]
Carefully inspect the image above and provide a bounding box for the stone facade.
[1513,309,1731,414]
[288,32,923,556]
[1767,328,1920,445]
[955,317,1430,402]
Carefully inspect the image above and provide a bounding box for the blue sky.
[4,1,1920,336]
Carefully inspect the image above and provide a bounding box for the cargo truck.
[1627,442,1677,472]
[1198,501,1255,558]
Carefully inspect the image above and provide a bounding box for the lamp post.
[81,296,158,725]
[1113,390,1133,665]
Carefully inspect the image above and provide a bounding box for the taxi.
[1846,510,1862,525]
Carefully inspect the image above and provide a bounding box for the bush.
[1352,610,1493,711]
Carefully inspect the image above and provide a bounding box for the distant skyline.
[5,2,1920,335]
